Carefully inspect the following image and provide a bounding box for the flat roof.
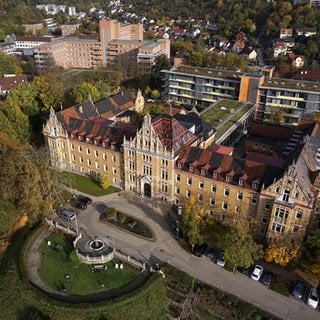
[260,77,320,92]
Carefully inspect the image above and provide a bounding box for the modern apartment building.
[162,65,320,126]
[43,90,320,243]
[33,19,169,72]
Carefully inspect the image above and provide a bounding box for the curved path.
[27,191,319,319]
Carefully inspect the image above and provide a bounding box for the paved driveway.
[71,192,319,320]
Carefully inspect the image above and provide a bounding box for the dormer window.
[189,165,193,172]
[86,137,90,143]
[213,172,218,179]
[178,162,182,169]
[225,175,231,183]
[201,168,206,175]
[78,135,82,141]
[252,182,259,190]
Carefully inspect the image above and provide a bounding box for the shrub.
[118,213,126,224]
[104,207,117,220]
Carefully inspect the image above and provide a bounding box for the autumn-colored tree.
[100,173,112,189]
[264,240,300,266]
[0,142,56,221]
[180,195,206,245]
[313,111,320,123]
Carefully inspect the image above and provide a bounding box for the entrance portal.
[144,183,151,198]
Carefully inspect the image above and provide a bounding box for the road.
[70,192,319,320]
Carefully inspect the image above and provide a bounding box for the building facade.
[43,90,320,243]
[162,65,320,126]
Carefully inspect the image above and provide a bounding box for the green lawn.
[38,232,139,295]
[56,171,120,196]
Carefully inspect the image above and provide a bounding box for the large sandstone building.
[43,90,320,244]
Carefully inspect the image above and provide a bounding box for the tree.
[180,195,206,245]
[73,82,101,104]
[100,173,111,189]
[0,102,31,143]
[6,82,39,116]
[264,239,300,266]
[32,73,65,112]
[0,51,22,76]
[0,144,56,221]
[223,226,263,271]
[151,55,171,88]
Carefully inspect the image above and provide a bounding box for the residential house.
[280,28,293,39]
[288,53,305,69]
[296,28,317,37]
[0,74,28,97]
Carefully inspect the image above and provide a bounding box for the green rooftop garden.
[202,100,254,139]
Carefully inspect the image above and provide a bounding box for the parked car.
[60,209,76,221]
[213,250,225,268]
[193,243,208,257]
[261,271,273,286]
[77,195,93,205]
[292,280,305,300]
[205,247,215,259]
[250,265,264,281]
[307,287,319,309]
[71,198,87,210]
[239,266,251,277]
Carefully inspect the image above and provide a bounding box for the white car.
[250,265,264,281]
[307,288,319,309]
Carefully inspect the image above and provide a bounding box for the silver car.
[251,265,264,281]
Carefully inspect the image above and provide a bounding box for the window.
[161,184,168,193]
[201,168,206,175]
[222,201,228,210]
[178,163,182,169]
[176,174,180,182]
[187,177,192,185]
[225,175,231,183]
[71,154,75,161]
[213,172,218,179]
[87,159,91,166]
[71,143,74,150]
[189,165,193,172]
[79,156,83,164]
[186,190,191,198]
[282,189,290,202]
[112,155,116,163]
[112,167,117,174]
[162,159,168,166]
[199,181,204,189]
[210,198,215,206]
[272,223,285,234]
[95,161,99,169]
[262,216,268,224]
[293,225,299,232]
[162,170,168,180]
[296,209,303,219]
[86,148,90,155]
[294,191,299,198]
[211,184,216,193]
[275,186,280,193]
[94,150,98,158]
[238,179,244,186]
[252,182,259,190]
[78,145,82,152]
[175,186,180,194]
[251,197,257,205]
[104,164,108,171]
[235,205,240,214]
[237,192,243,201]
[275,208,289,219]
[103,153,107,160]
[198,194,203,202]
[264,202,271,210]
[224,188,229,197]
